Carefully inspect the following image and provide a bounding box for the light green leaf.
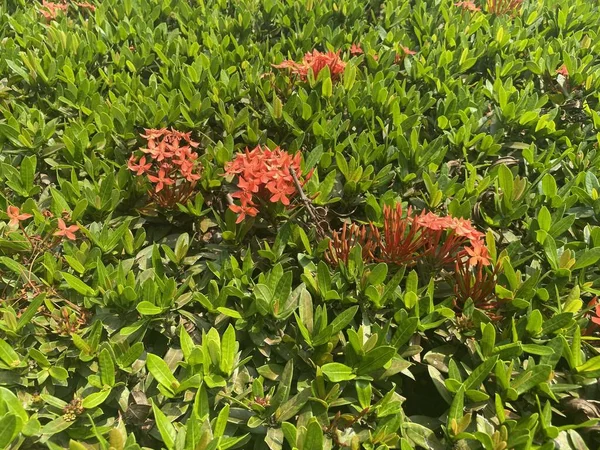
[321,363,355,382]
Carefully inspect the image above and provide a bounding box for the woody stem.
[289,167,325,239]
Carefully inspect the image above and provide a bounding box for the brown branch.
[289,167,326,239]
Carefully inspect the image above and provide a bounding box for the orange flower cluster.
[128,128,202,208]
[326,204,489,269]
[39,0,95,20]
[454,1,481,12]
[224,146,309,223]
[273,50,347,81]
[40,0,68,20]
[325,204,499,316]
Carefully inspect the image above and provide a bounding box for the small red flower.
[54,219,79,241]
[350,44,364,56]
[556,64,569,77]
[147,168,175,193]
[6,206,32,228]
[464,241,491,267]
[127,155,152,175]
[230,203,259,223]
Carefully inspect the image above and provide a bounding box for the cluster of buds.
[52,306,89,336]
[325,204,502,318]
[273,50,347,81]
[486,0,523,15]
[327,204,488,269]
[349,43,416,64]
[63,397,84,422]
[39,0,96,21]
[253,395,271,407]
[128,128,203,209]
[324,223,377,266]
[224,145,311,223]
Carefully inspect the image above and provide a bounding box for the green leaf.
[448,385,465,427]
[152,400,176,450]
[146,353,180,393]
[357,346,396,375]
[480,323,496,357]
[82,389,111,409]
[512,365,551,396]
[60,272,96,296]
[40,417,74,436]
[391,317,419,348]
[276,387,312,423]
[99,348,115,387]
[270,359,293,410]
[136,301,164,315]
[220,324,236,376]
[537,206,551,232]
[355,380,372,409]
[322,76,332,98]
[573,248,600,270]
[321,363,355,382]
[526,310,543,336]
[49,366,69,381]
[0,338,21,367]
[575,355,600,375]
[214,404,229,437]
[0,413,19,448]
[16,293,45,331]
[304,418,324,450]
[463,356,498,391]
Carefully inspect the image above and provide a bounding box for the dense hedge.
[1,0,600,449]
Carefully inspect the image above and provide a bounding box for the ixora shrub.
[2,0,600,449]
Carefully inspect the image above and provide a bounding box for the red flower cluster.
[40,0,68,20]
[224,146,309,223]
[454,1,482,12]
[273,50,347,81]
[325,204,501,317]
[326,204,489,269]
[39,0,95,20]
[128,128,202,208]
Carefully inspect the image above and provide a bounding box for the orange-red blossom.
[128,128,203,208]
[273,50,347,81]
[6,206,32,228]
[224,146,311,223]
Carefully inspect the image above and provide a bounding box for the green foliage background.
[1,0,600,449]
